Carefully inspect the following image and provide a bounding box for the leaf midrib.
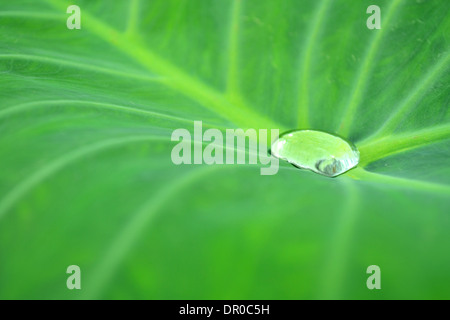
[7,2,448,169]
[357,123,450,166]
[3,0,448,185]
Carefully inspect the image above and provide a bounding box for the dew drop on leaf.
[270,130,360,177]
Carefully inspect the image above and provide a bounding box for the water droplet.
[270,130,359,177]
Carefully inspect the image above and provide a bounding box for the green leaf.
[0,0,449,299]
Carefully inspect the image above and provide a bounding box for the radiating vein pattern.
[0,0,449,300]
[337,0,403,136]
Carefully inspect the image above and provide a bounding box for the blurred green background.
[0,0,449,299]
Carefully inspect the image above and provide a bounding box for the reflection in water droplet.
[270,130,359,177]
